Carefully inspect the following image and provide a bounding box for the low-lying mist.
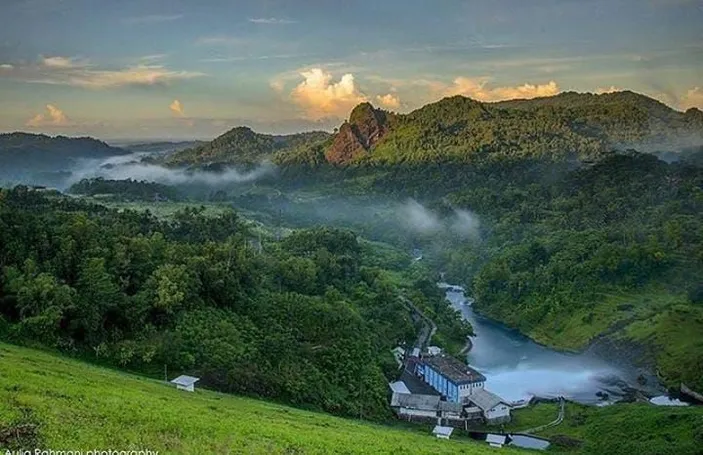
[399,199,480,239]
[69,154,276,187]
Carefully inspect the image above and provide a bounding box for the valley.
[1,91,703,454]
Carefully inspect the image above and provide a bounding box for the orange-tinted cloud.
[376,93,401,109]
[680,87,703,110]
[26,104,70,127]
[595,86,620,94]
[169,99,185,116]
[291,68,367,119]
[446,77,560,101]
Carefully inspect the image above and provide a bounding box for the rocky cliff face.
[325,103,392,164]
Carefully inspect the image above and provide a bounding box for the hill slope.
[0,343,508,454]
[164,128,330,166]
[0,132,126,170]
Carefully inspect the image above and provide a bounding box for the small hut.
[170,375,200,392]
[432,425,454,440]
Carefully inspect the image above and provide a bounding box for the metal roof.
[422,355,486,385]
[390,393,440,411]
[170,375,200,386]
[433,426,454,437]
[486,434,507,445]
[469,388,508,411]
[438,401,464,413]
[388,381,411,394]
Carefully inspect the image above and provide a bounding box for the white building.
[170,375,200,392]
[432,425,454,440]
[486,434,507,448]
[469,389,511,424]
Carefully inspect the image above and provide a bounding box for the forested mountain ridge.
[342,92,702,165]
[163,127,330,166]
[165,91,703,168]
[0,132,127,172]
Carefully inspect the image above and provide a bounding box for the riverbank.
[441,285,673,404]
[454,283,703,397]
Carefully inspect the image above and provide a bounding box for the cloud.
[248,17,296,24]
[169,99,185,116]
[26,104,70,127]
[595,86,620,94]
[123,14,183,25]
[138,54,168,64]
[446,77,560,102]
[42,56,88,69]
[17,57,206,88]
[70,158,276,186]
[450,209,480,239]
[396,199,480,239]
[291,68,367,119]
[0,64,13,70]
[376,93,401,109]
[270,79,285,93]
[680,87,703,110]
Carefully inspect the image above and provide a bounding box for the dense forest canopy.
[0,187,471,420]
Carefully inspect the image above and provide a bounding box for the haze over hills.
[0,132,127,168]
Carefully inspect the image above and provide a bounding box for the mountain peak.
[325,104,392,165]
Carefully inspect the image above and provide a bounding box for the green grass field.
[504,402,703,454]
[0,343,515,455]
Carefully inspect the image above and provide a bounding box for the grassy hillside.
[0,343,509,455]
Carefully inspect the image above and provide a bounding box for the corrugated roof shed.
[486,434,507,445]
[432,425,454,438]
[422,355,486,385]
[469,388,508,411]
[170,375,200,386]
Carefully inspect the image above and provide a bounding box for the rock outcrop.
[325,103,392,165]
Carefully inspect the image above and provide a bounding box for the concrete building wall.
[399,408,437,418]
[485,405,511,424]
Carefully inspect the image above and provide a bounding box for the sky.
[0,0,701,140]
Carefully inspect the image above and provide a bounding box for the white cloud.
[26,104,71,127]
[42,56,88,69]
[248,17,296,24]
[123,14,183,25]
[376,93,401,109]
[680,87,703,110]
[595,86,620,94]
[291,68,367,119]
[169,99,185,116]
[0,64,13,70]
[446,77,561,102]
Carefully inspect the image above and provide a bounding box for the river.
[440,284,645,405]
